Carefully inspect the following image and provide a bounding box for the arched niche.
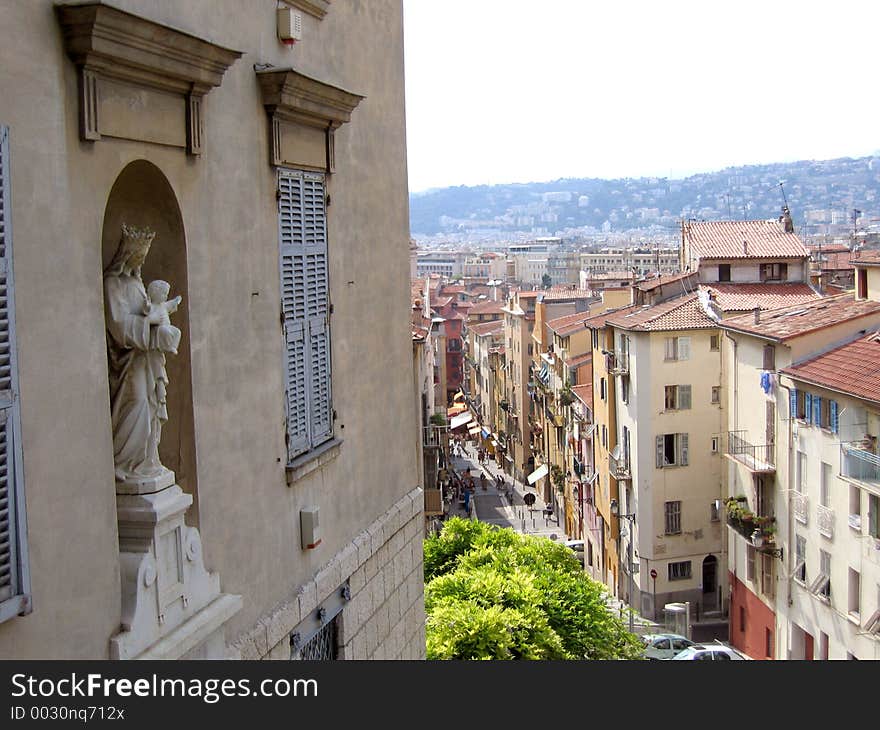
[101,160,199,525]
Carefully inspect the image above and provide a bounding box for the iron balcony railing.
[840,441,880,487]
[792,491,809,525]
[726,431,775,472]
[817,504,834,540]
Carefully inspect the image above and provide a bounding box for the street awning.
[467,424,481,435]
[449,412,473,430]
[527,463,549,485]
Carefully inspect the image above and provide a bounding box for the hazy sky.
[403,0,880,193]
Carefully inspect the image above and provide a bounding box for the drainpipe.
[777,377,796,658]
[722,330,738,624]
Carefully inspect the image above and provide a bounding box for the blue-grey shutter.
[279,171,311,459]
[812,395,821,426]
[679,433,689,466]
[830,400,839,434]
[303,174,331,445]
[678,385,692,410]
[0,125,30,621]
[789,388,798,420]
[805,393,812,424]
[656,435,664,468]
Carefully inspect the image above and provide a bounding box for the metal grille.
[294,615,338,660]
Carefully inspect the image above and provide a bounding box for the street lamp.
[610,498,636,633]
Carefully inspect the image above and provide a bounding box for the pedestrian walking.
[480,472,487,490]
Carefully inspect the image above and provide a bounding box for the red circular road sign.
[650,568,658,579]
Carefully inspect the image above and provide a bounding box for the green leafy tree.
[541,273,552,289]
[424,517,643,660]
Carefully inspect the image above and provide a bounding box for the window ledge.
[286,438,343,485]
[847,612,861,625]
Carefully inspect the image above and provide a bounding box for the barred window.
[668,560,691,581]
[664,501,682,535]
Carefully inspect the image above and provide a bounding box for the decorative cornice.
[55,2,242,154]
[256,68,363,129]
[282,0,331,20]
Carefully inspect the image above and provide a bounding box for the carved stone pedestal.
[109,482,241,660]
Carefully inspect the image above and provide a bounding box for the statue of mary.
[104,224,182,489]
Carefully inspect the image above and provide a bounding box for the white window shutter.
[679,385,692,410]
[656,435,664,468]
[677,337,691,361]
[679,433,689,466]
[0,125,30,621]
[665,338,675,360]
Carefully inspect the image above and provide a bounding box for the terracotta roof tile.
[540,288,596,301]
[547,311,591,336]
[851,250,880,266]
[635,272,695,292]
[582,306,635,329]
[700,283,821,313]
[605,294,715,331]
[781,332,880,404]
[571,383,593,410]
[468,300,506,314]
[720,294,880,341]
[565,352,593,369]
[685,219,808,259]
[468,320,504,336]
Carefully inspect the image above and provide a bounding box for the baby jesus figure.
[146,280,182,427]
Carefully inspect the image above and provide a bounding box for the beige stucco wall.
[0,0,421,658]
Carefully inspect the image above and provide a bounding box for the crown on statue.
[120,223,156,255]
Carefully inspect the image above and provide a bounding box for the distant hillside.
[409,156,880,241]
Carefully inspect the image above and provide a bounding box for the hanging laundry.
[760,371,772,394]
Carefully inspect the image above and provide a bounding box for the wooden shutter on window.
[279,169,331,460]
[679,385,692,410]
[679,433,689,466]
[677,337,690,360]
[789,388,798,420]
[656,435,664,468]
[805,393,813,424]
[830,400,839,434]
[812,395,821,426]
[0,125,29,621]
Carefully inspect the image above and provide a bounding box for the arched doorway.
[702,554,718,611]
[101,160,199,524]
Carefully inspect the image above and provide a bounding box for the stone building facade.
[0,0,424,660]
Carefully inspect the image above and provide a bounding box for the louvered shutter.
[679,433,689,466]
[830,400,839,434]
[789,388,798,420]
[677,337,691,361]
[0,126,29,620]
[303,174,332,445]
[656,435,664,468]
[805,393,813,424]
[812,396,821,426]
[679,385,692,410]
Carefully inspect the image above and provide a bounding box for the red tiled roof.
[468,300,505,314]
[469,320,504,336]
[605,294,715,332]
[851,250,880,266]
[585,270,633,280]
[582,306,634,329]
[700,283,820,313]
[565,352,593,369]
[546,311,591,336]
[541,288,596,301]
[635,271,694,292]
[781,332,880,405]
[434,296,453,308]
[571,383,593,410]
[685,219,808,259]
[719,294,880,341]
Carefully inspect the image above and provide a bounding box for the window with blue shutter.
[812,395,821,427]
[0,125,30,623]
[789,388,798,421]
[805,393,813,424]
[279,169,332,461]
[830,400,839,434]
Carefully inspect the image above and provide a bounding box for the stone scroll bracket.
[256,69,364,173]
[56,2,242,156]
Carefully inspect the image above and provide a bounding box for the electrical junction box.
[301,506,321,550]
[277,7,303,45]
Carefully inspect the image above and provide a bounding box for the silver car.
[670,642,751,660]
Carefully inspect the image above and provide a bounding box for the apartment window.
[600,377,606,401]
[591,329,599,349]
[527,343,533,356]
[656,433,689,467]
[794,535,807,584]
[740,606,746,633]
[759,262,788,281]
[279,169,333,462]
[811,550,831,599]
[796,451,807,492]
[746,545,756,582]
[791,388,807,420]
[711,436,719,453]
[869,493,880,539]
[820,462,831,508]
[668,560,691,581]
[665,501,682,535]
[850,486,862,530]
[765,628,773,658]
[857,269,868,300]
[819,632,829,660]
[761,554,775,596]
[762,345,776,370]
[718,264,731,282]
[848,568,860,618]
[601,425,607,449]
[664,336,691,361]
[709,334,720,351]
[448,338,461,352]
[710,499,721,521]
[711,386,720,404]
[664,384,691,410]
[0,125,31,624]
[621,376,629,404]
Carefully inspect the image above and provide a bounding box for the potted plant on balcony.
[724,497,758,539]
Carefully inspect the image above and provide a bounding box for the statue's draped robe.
[104,272,164,482]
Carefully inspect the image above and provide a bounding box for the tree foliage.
[424,517,643,660]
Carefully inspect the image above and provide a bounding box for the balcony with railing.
[725,431,775,473]
[817,504,834,539]
[840,441,880,488]
[609,451,631,481]
[609,349,629,375]
[792,491,809,525]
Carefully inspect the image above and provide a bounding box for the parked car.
[640,633,694,660]
[563,539,585,566]
[670,642,751,660]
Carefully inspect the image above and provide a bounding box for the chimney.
[753,307,761,324]
[781,206,794,233]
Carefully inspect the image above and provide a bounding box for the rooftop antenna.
[775,180,789,208]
